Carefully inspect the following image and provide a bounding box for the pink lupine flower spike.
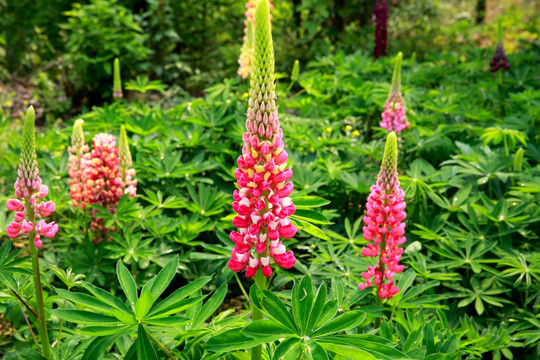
[359,132,406,299]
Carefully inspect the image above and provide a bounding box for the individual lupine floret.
[229,0,297,279]
[118,125,137,197]
[237,0,273,79]
[358,132,406,299]
[6,106,58,248]
[67,119,90,207]
[380,52,410,133]
[374,0,388,60]
[83,133,124,243]
[113,57,123,99]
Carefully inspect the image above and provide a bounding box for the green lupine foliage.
[118,125,132,168]
[390,52,403,96]
[251,0,275,98]
[18,106,38,182]
[71,119,85,150]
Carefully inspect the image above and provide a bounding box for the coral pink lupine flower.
[6,106,58,248]
[359,132,406,299]
[229,0,296,279]
[81,133,124,243]
[380,52,410,133]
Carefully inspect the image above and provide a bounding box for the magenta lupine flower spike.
[118,125,137,197]
[6,106,58,248]
[68,119,90,207]
[237,0,273,79]
[374,0,388,60]
[229,0,297,279]
[359,132,406,299]
[380,52,410,133]
[490,19,510,73]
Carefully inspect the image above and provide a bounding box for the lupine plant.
[5,106,59,359]
[380,52,410,133]
[490,18,510,84]
[359,132,407,302]
[374,0,388,59]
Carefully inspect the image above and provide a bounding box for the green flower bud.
[113,57,123,99]
[118,125,132,168]
[291,59,299,82]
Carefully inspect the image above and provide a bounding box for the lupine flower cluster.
[6,106,58,248]
[237,0,273,79]
[374,0,388,60]
[229,0,297,279]
[490,46,510,72]
[490,18,510,73]
[67,122,136,243]
[359,132,406,299]
[380,52,410,133]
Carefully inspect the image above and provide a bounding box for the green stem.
[147,330,178,360]
[251,271,268,360]
[27,202,52,360]
[235,273,252,306]
[55,299,67,353]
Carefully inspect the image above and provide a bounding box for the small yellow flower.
[60,145,66,150]
[19,111,24,117]
[345,125,352,131]
[23,99,29,105]
[325,127,332,133]
[352,130,360,137]
[317,136,322,141]
[2,100,13,107]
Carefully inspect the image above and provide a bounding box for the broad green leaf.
[318,341,374,360]
[311,311,365,338]
[78,325,134,336]
[149,256,178,300]
[292,276,314,335]
[110,308,138,324]
[192,282,228,327]
[51,310,122,325]
[291,196,330,208]
[306,341,329,360]
[148,276,211,317]
[306,283,327,335]
[146,296,206,319]
[81,282,131,313]
[55,288,112,312]
[316,299,338,328]
[81,333,127,360]
[296,220,331,241]
[137,325,158,360]
[291,210,332,225]
[203,328,268,352]
[135,290,155,321]
[317,335,411,360]
[273,338,301,360]
[244,320,296,339]
[144,316,191,327]
[260,290,298,333]
[116,261,138,306]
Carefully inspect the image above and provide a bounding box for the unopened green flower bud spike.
[113,57,123,100]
